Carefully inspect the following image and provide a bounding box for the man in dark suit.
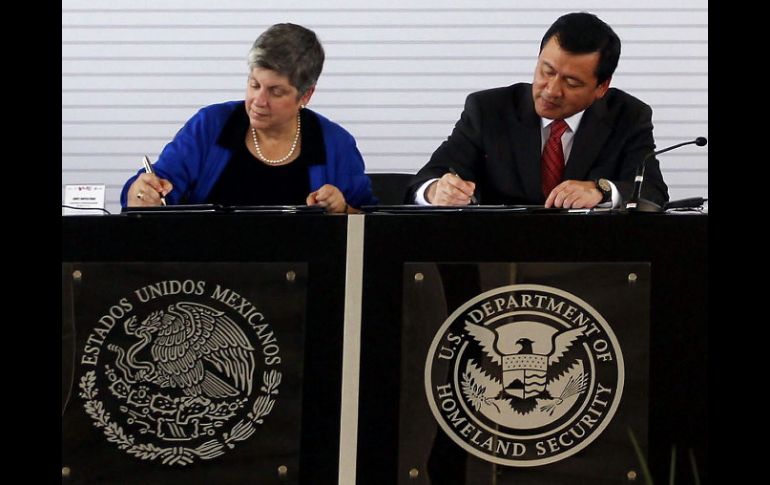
[407,12,669,209]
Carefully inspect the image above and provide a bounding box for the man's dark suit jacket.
[406,83,669,206]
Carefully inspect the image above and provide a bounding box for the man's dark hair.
[539,12,620,85]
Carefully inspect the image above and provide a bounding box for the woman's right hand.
[127,173,173,207]
[306,184,348,213]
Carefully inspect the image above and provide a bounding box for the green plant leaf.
[628,427,654,485]
[669,445,676,485]
[688,448,701,485]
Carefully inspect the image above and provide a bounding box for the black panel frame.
[357,213,708,484]
[63,214,348,484]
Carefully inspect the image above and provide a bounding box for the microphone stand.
[625,137,707,213]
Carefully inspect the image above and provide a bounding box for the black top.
[206,107,326,206]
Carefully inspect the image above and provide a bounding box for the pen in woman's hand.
[448,167,478,205]
[142,155,167,206]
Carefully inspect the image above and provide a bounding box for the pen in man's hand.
[448,167,478,205]
[142,155,167,206]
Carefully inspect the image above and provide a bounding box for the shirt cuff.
[607,180,621,208]
[414,178,439,205]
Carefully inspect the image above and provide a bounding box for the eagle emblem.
[76,278,288,467]
[102,301,260,443]
[116,301,256,398]
[465,321,588,415]
[424,283,626,466]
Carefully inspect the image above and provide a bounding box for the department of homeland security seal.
[424,284,624,466]
[76,280,282,466]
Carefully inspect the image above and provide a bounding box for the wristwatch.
[595,178,612,204]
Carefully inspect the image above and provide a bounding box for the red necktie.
[541,119,569,197]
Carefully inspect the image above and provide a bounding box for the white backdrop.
[62,0,708,213]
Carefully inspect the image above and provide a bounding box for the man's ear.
[594,77,611,100]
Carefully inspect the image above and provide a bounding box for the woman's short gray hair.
[247,23,325,98]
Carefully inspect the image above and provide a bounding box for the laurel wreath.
[78,369,282,466]
[461,369,501,413]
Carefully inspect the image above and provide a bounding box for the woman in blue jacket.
[122,23,376,212]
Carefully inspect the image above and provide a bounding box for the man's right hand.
[426,172,476,205]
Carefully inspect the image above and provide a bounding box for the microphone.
[625,137,707,213]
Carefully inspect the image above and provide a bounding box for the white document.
[63,184,106,216]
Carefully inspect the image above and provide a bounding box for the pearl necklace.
[251,112,301,165]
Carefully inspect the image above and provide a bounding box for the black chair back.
[367,172,415,205]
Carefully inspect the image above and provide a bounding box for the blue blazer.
[121,101,376,207]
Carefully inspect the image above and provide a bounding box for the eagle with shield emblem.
[465,321,586,414]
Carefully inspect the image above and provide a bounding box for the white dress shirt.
[415,109,619,207]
